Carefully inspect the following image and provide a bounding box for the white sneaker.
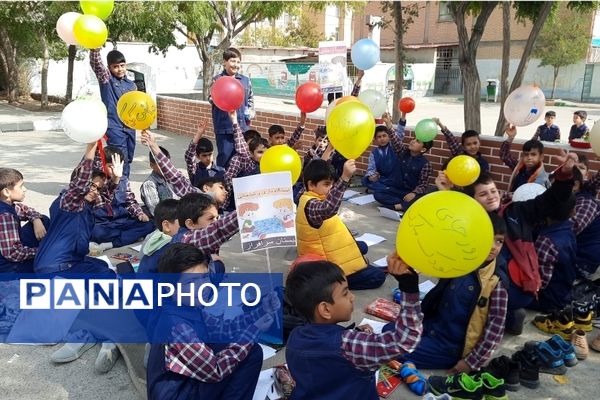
[95,342,120,374]
[51,330,96,363]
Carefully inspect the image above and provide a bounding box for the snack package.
[365,298,401,321]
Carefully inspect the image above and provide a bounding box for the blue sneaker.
[524,341,567,375]
[546,334,578,367]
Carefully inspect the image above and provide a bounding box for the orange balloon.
[336,96,359,105]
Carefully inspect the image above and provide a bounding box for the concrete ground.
[1,100,600,399]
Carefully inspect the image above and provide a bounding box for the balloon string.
[97,136,108,176]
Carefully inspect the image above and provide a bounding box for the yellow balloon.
[259,145,302,183]
[326,101,375,159]
[73,14,108,49]
[116,91,157,130]
[335,95,359,105]
[446,155,481,187]
[396,191,493,278]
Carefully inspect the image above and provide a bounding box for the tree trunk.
[494,2,511,137]
[452,2,498,133]
[40,34,49,110]
[551,66,559,99]
[507,1,553,92]
[392,2,404,122]
[0,26,19,103]
[65,44,76,103]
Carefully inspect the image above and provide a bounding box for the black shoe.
[505,308,526,335]
[511,349,540,389]
[524,341,567,375]
[483,355,520,392]
[428,372,483,400]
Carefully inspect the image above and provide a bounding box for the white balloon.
[56,12,82,46]
[512,183,546,202]
[61,99,108,143]
[590,121,600,157]
[358,89,387,118]
[503,85,545,127]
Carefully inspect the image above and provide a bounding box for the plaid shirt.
[89,49,110,84]
[224,125,258,186]
[0,203,42,262]
[572,194,600,236]
[584,171,600,194]
[387,121,433,194]
[95,179,144,218]
[60,158,94,212]
[499,140,518,170]
[536,235,558,288]
[463,281,508,370]
[340,293,422,370]
[440,126,463,156]
[155,151,199,198]
[181,211,239,255]
[164,309,264,382]
[286,124,305,149]
[184,141,222,180]
[305,179,349,228]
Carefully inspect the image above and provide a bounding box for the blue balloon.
[351,39,380,70]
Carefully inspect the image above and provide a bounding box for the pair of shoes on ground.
[50,330,120,374]
[532,304,593,339]
[428,371,507,400]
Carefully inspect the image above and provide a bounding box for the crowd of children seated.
[3,44,600,400]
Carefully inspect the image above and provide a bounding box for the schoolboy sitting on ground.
[267,111,306,147]
[147,243,279,400]
[138,199,180,274]
[0,168,49,273]
[296,159,386,290]
[361,125,398,193]
[373,112,433,211]
[185,119,225,188]
[434,118,490,172]
[383,213,508,374]
[500,124,550,193]
[285,257,422,400]
[140,145,175,217]
[90,145,154,252]
[532,111,561,142]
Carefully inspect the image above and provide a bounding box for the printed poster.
[232,172,296,252]
[318,41,347,94]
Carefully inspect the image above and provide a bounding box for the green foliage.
[533,16,590,69]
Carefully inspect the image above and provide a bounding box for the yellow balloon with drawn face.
[396,191,493,278]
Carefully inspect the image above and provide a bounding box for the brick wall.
[157,95,599,192]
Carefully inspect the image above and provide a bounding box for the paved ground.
[1,100,600,399]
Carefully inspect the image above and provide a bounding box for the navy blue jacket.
[98,70,137,134]
[211,71,252,134]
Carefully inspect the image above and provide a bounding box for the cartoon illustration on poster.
[232,172,297,252]
[318,41,347,94]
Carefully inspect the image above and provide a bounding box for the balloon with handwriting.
[445,155,481,187]
[260,145,302,183]
[62,99,107,143]
[73,14,108,49]
[56,12,82,46]
[295,82,323,113]
[80,0,114,20]
[326,101,375,159]
[503,85,545,127]
[396,191,493,278]
[116,91,157,130]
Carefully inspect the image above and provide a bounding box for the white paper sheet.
[130,244,142,252]
[252,368,275,400]
[358,318,387,334]
[348,194,376,205]
[354,233,386,247]
[93,255,115,272]
[377,207,403,221]
[373,257,388,267]
[259,344,277,361]
[419,280,436,299]
[342,189,361,200]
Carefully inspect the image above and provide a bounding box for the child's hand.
[435,170,453,191]
[368,172,380,182]
[193,119,208,144]
[228,110,238,124]
[261,291,281,314]
[341,159,356,182]
[109,152,124,180]
[138,213,150,222]
[387,252,419,294]
[556,149,578,171]
[299,112,307,126]
[357,324,374,333]
[449,360,472,375]
[382,112,392,128]
[386,252,411,276]
[403,192,416,203]
[505,124,517,141]
[141,130,160,153]
[356,69,365,82]
[254,314,274,332]
[432,117,442,127]
[32,218,47,241]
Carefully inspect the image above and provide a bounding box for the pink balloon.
[56,12,82,46]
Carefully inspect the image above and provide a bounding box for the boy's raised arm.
[89,49,110,85]
[434,118,462,156]
[60,142,97,212]
[499,125,518,170]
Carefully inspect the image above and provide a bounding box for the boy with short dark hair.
[138,199,180,274]
[285,258,422,399]
[90,48,137,177]
[361,125,396,193]
[185,119,225,188]
[434,118,490,172]
[569,110,589,141]
[211,47,254,168]
[267,112,306,147]
[296,158,386,290]
[141,146,175,217]
[0,168,49,272]
[501,125,550,192]
[532,110,560,142]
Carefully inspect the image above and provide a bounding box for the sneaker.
[571,329,589,360]
[483,355,520,392]
[94,342,120,374]
[532,309,573,338]
[428,372,483,400]
[50,330,96,363]
[524,341,566,375]
[475,372,508,400]
[423,394,452,400]
[511,349,540,389]
[545,335,578,367]
[573,308,593,332]
[591,332,600,352]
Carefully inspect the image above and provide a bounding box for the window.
[438,1,453,22]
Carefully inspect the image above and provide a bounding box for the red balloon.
[211,76,244,112]
[399,97,416,113]
[295,82,323,113]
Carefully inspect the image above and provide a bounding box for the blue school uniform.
[373,151,429,210]
[536,124,561,142]
[91,178,154,247]
[34,192,110,274]
[362,144,400,192]
[575,193,600,275]
[190,163,225,188]
[0,202,49,273]
[146,301,262,400]
[569,124,588,141]
[474,153,490,173]
[286,324,378,400]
